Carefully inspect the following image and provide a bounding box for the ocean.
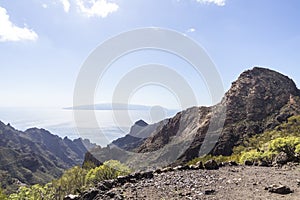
[0,107,177,146]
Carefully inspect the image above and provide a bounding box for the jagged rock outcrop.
[211,67,300,156]
[84,67,300,168]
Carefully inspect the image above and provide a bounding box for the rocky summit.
[84,67,300,168]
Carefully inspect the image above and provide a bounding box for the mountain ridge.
[0,122,98,193]
[84,67,300,169]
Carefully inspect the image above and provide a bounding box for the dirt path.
[108,165,300,200]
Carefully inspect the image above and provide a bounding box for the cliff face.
[211,67,300,155]
[224,67,300,123]
[84,67,300,168]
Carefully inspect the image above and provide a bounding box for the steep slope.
[0,122,97,192]
[84,67,300,169]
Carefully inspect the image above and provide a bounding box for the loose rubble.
[65,161,300,200]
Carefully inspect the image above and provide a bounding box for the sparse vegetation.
[0,188,7,200]
[86,160,131,186]
[3,160,130,200]
[189,116,300,165]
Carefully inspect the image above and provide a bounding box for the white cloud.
[0,7,38,42]
[76,0,119,18]
[42,4,48,9]
[187,28,196,33]
[60,0,71,12]
[196,0,226,6]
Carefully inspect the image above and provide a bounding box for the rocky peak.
[134,119,148,127]
[85,67,300,167]
[227,67,298,96]
[223,67,300,122]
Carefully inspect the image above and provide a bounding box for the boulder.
[275,152,289,165]
[244,160,253,166]
[258,160,269,167]
[141,171,154,179]
[189,164,198,170]
[196,161,204,169]
[117,176,129,185]
[204,160,219,170]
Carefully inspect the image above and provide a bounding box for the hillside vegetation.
[188,115,300,165]
[0,160,130,200]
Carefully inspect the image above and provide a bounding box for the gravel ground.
[111,165,300,200]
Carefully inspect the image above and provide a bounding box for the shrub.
[187,154,240,166]
[86,160,130,185]
[0,187,7,200]
[268,136,300,157]
[239,150,263,163]
[296,144,300,154]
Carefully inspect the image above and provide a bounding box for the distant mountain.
[0,122,98,193]
[83,67,300,169]
[65,103,171,111]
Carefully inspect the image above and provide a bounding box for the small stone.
[106,191,116,198]
[173,165,184,171]
[266,184,293,194]
[189,165,198,170]
[64,194,79,200]
[161,167,174,173]
[117,176,129,185]
[228,161,238,166]
[204,189,216,195]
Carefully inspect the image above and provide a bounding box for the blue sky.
[0,0,300,109]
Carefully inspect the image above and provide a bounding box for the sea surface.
[0,107,177,146]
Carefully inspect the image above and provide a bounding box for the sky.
[0,0,300,109]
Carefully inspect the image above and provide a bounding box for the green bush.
[239,149,275,163]
[0,187,7,200]
[268,136,300,157]
[239,150,262,163]
[86,160,130,185]
[7,161,131,200]
[187,154,240,166]
[51,165,87,197]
